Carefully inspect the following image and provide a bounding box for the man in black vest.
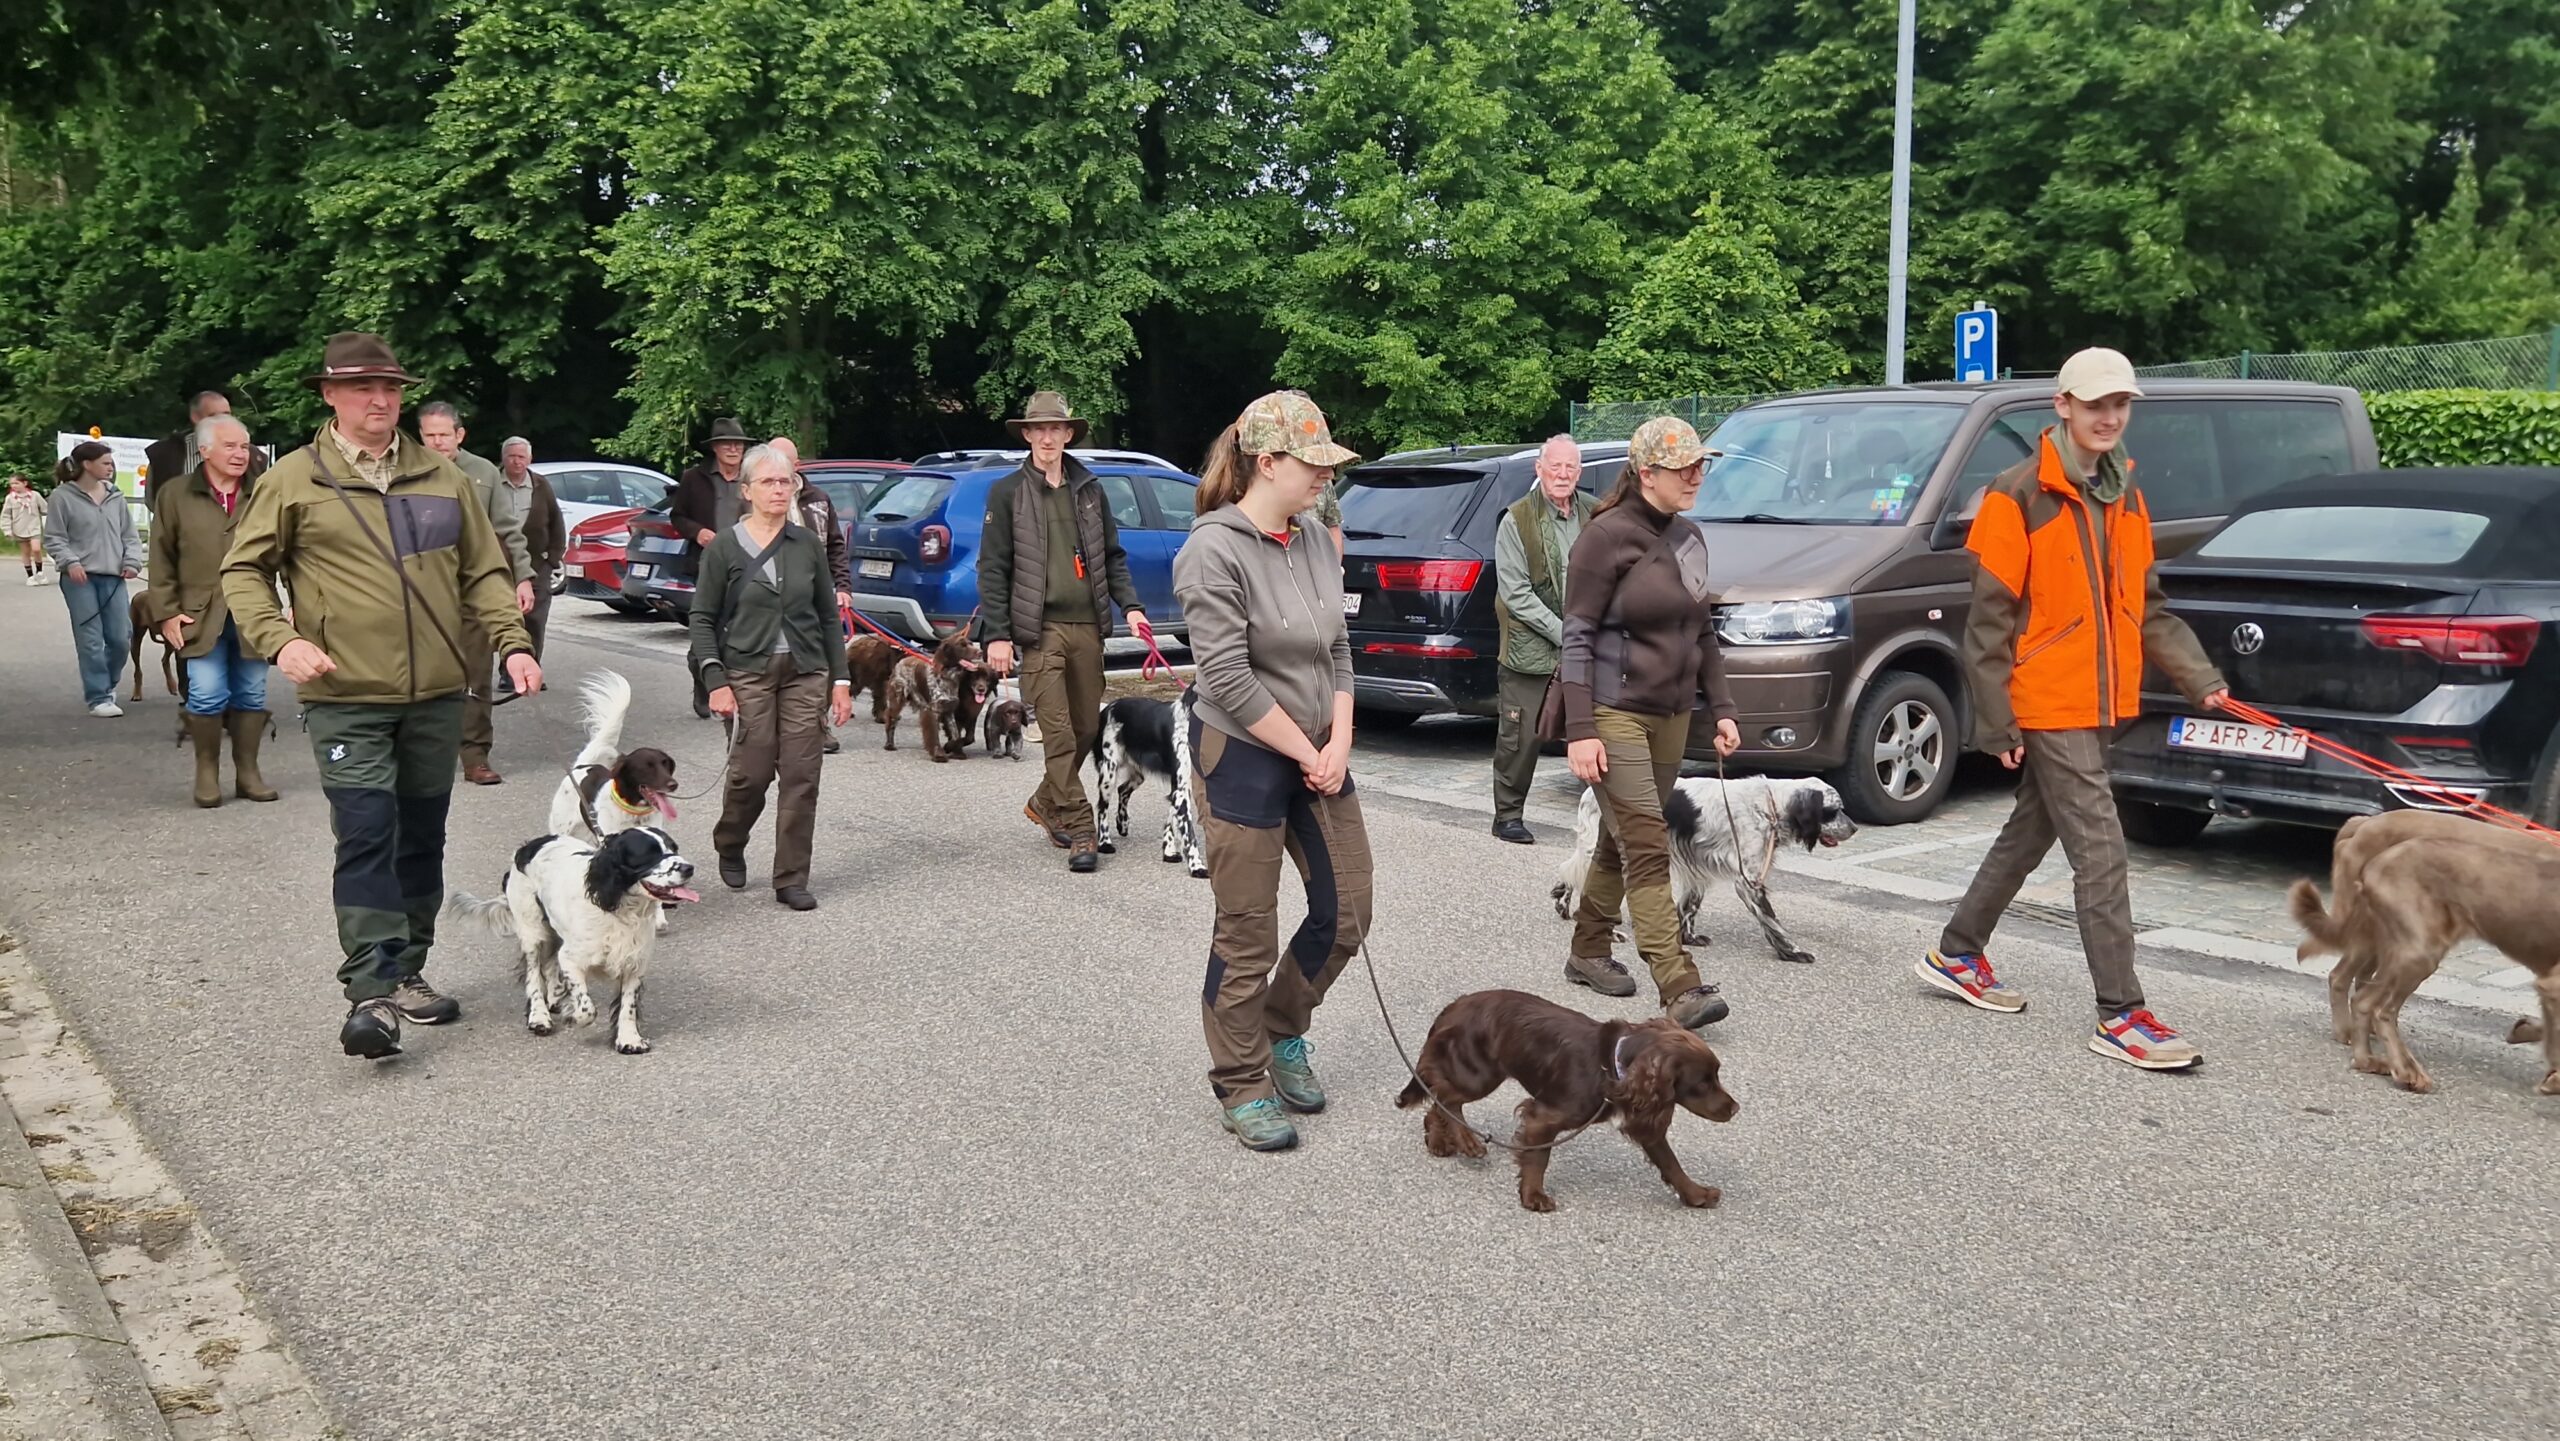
[1489,435,1594,843]
[973,392,1149,873]
[672,417,752,717]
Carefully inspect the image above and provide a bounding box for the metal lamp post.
[1884,0,1916,386]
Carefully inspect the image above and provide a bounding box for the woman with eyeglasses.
[689,444,854,912]
[1556,416,1741,1031]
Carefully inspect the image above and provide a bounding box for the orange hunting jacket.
[1962,429,2223,752]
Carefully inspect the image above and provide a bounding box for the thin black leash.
[1358,938,1618,1156]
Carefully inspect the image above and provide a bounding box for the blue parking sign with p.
[1956,307,1998,383]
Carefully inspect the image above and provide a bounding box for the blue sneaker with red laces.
[1916,949,2027,1013]
[2091,1008,2202,1071]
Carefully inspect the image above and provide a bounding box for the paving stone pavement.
[1350,715,2524,1004]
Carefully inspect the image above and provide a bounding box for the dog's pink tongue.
[666,885,701,904]
[654,794,678,821]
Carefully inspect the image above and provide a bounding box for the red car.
[564,505,647,614]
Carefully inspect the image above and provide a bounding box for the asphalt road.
[2,583,2554,1440]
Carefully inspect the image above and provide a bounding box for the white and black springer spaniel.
[1552,776,1857,964]
[1088,692,1208,878]
[445,826,698,1055]
[546,669,679,841]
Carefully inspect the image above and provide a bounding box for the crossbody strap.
[304,446,483,696]
[710,526,796,644]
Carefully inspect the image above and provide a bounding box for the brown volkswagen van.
[1681,381,2376,823]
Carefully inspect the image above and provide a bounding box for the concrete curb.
[0,957,171,1441]
[0,933,342,1441]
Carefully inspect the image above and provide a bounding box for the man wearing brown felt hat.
[221,331,540,1062]
[973,391,1150,873]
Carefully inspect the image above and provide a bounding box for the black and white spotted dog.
[445,827,698,1055]
[1088,691,1208,878]
[1551,776,1856,964]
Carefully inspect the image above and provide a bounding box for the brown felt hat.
[302,332,422,391]
[1005,391,1090,445]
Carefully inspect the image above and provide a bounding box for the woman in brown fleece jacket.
[1556,416,1741,1030]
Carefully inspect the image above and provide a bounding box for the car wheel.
[2117,797,2212,848]
[550,569,568,594]
[1829,671,1957,825]
[1354,706,1422,732]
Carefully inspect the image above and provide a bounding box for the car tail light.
[1374,560,1483,593]
[2359,614,2540,667]
[1363,642,1477,659]
[920,524,952,564]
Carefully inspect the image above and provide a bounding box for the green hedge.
[2367,389,2560,468]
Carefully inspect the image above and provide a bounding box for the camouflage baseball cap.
[1627,416,1720,472]
[1236,391,1360,468]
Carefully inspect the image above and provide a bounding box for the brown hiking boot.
[227,709,278,801]
[1068,837,1099,873]
[186,712,225,808]
[1025,800,1069,848]
[463,761,504,786]
[1665,985,1730,1030]
[1564,953,1637,997]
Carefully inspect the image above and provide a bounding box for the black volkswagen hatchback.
[2109,468,2560,842]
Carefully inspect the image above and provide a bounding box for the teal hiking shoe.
[1219,1097,1299,1151]
[1269,1034,1327,1113]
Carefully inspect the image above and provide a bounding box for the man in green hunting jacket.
[221,332,540,1062]
[1489,435,1594,844]
[973,391,1149,873]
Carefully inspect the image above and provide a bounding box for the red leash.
[2216,698,2560,841]
[842,604,932,661]
[1135,620,1187,689]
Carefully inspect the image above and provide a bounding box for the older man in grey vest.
[1489,435,1593,843]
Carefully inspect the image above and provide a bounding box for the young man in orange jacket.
[1919,348,2235,1071]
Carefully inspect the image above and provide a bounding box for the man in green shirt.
[1489,435,1594,843]
[417,400,534,784]
[973,391,1149,873]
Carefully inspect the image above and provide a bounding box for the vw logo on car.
[2230,622,2266,656]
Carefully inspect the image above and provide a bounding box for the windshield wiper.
[1341,527,1399,540]
[1701,513,1812,525]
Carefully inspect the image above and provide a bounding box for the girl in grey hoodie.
[1171,391,1373,1153]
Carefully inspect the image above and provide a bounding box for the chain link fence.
[1569,330,2560,441]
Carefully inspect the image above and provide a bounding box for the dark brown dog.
[844,635,906,723]
[882,633,987,761]
[983,697,1027,760]
[2292,835,2560,1095]
[1395,988,1736,1212]
[128,590,181,703]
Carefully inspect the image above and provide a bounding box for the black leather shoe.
[822,733,842,755]
[340,998,403,1059]
[1492,819,1534,845]
[718,853,747,890]
[776,886,817,911]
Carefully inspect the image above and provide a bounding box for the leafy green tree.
[1266,0,1778,450]
[1590,200,1852,401]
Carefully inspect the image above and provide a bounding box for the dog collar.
[609,784,657,817]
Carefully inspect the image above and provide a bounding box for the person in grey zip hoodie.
[43,443,146,715]
[1172,390,1372,1154]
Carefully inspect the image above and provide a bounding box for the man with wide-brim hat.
[672,417,755,717]
[974,390,1148,873]
[222,330,539,1062]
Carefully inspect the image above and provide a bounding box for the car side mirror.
[1929,488,1986,552]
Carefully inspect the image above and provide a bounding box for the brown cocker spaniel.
[1395,988,1737,1212]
